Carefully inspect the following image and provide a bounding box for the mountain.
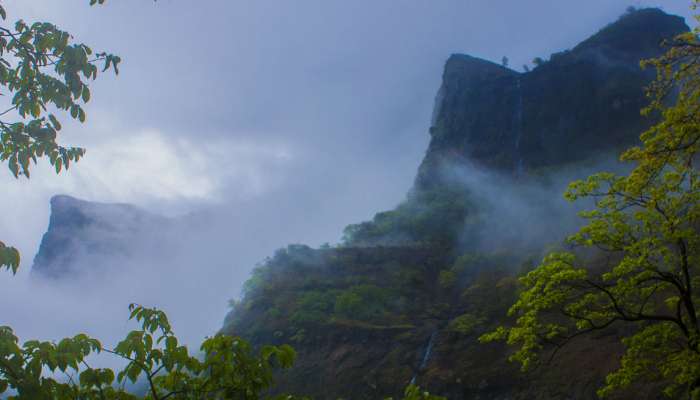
[416,7,686,187]
[221,8,688,400]
[30,7,689,399]
[32,195,169,278]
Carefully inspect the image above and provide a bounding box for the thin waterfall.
[410,331,438,385]
[513,76,524,175]
[430,85,446,128]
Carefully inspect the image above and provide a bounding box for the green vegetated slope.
[221,9,687,400]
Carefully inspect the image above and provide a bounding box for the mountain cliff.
[30,7,690,399]
[416,8,686,188]
[222,8,688,400]
[32,195,169,278]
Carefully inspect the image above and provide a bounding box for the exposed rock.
[30,7,691,399]
[415,8,688,190]
[32,195,168,278]
[223,8,690,400]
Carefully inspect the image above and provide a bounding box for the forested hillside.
[220,9,688,399]
[28,6,695,400]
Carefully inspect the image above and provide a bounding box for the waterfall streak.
[410,331,438,385]
[514,76,524,175]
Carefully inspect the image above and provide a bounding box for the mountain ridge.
[32,195,169,278]
[222,8,689,399]
[30,7,691,399]
[416,8,687,191]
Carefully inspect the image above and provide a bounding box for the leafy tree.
[0,3,446,398]
[0,304,297,399]
[446,313,484,336]
[0,0,120,272]
[437,270,456,290]
[342,186,473,247]
[384,385,445,400]
[0,2,301,399]
[481,3,700,398]
[289,290,336,326]
[334,284,389,321]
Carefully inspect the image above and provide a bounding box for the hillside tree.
[0,2,444,398]
[0,2,301,399]
[481,2,700,398]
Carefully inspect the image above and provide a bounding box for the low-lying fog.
[0,0,693,360]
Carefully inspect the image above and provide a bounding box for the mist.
[440,154,633,259]
[0,0,694,365]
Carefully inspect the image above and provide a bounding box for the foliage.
[450,253,489,278]
[0,1,122,179]
[342,186,474,247]
[225,237,527,397]
[446,313,485,336]
[229,245,440,337]
[223,6,694,399]
[0,0,121,271]
[0,2,303,399]
[289,290,336,326]
[0,304,297,399]
[384,385,445,400]
[333,284,389,320]
[437,270,456,290]
[481,5,700,398]
[0,240,20,274]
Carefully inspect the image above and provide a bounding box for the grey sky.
[0,0,694,348]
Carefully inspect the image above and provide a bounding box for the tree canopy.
[481,2,700,398]
[0,304,299,399]
[0,0,120,273]
[0,2,440,398]
[0,2,302,399]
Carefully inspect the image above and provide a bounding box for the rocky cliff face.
[32,195,168,278]
[342,8,688,252]
[30,8,690,399]
[416,8,687,190]
[222,8,689,400]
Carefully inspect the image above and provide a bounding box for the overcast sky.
[0,0,695,349]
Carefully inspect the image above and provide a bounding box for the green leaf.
[48,114,61,131]
[81,86,90,103]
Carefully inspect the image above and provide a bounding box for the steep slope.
[32,195,170,278]
[29,7,690,399]
[416,8,687,188]
[221,8,688,400]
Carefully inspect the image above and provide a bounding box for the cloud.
[63,128,295,206]
[0,0,694,365]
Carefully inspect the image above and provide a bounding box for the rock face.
[222,8,689,400]
[30,8,691,400]
[32,195,168,278]
[416,8,688,190]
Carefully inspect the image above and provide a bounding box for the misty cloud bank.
[443,154,632,256]
[0,1,693,371]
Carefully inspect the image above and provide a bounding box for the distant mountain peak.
[32,195,167,278]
